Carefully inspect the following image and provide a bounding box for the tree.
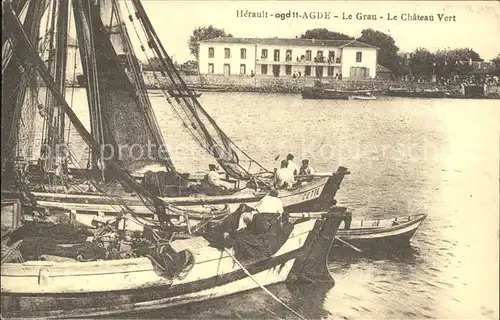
[432,48,483,77]
[491,54,500,76]
[410,48,435,78]
[356,29,400,75]
[188,25,232,59]
[300,28,354,40]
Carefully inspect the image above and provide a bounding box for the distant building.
[198,37,378,79]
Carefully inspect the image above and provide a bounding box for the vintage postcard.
[1,0,499,319]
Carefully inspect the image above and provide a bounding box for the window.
[273,49,280,62]
[261,49,268,59]
[317,50,323,58]
[208,63,214,74]
[356,51,362,62]
[223,63,230,76]
[208,47,214,58]
[240,48,246,59]
[327,66,334,76]
[305,50,312,61]
[286,49,292,62]
[272,65,280,77]
[261,64,268,75]
[285,65,292,75]
[328,51,335,62]
[305,66,311,76]
[240,64,246,75]
[224,48,230,59]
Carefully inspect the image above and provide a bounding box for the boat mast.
[3,0,166,211]
[40,0,70,173]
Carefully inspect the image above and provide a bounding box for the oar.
[334,237,363,253]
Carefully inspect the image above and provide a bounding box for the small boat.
[302,88,374,100]
[168,88,202,98]
[190,85,230,92]
[348,95,376,100]
[334,214,426,250]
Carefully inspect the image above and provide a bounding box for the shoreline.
[65,73,500,97]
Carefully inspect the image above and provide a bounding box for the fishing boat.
[387,87,449,98]
[301,88,375,100]
[1,0,349,224]
[1,191,347,318]
[333,214,427,250]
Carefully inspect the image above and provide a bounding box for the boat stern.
[288,206,347,284]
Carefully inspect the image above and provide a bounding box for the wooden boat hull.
[302,89,374,100]
[168,90,202,98]
[302,90,350,100]
[334,214,426,249]
[348,95,376,100]
[1,169,348,231]
[0,213,344,318]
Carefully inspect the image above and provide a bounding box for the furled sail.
[72,0,175,173]
[3,0,164,212]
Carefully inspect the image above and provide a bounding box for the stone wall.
[143,72,463,93]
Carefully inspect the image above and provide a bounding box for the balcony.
[256,57,341,66]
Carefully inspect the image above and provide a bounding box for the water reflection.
[330,245,423,264]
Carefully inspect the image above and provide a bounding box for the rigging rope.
[224,248,308,320]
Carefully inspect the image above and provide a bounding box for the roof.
[376,64,391,73]
[199,37,378,49]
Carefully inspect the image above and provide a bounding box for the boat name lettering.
[302,187,321,201]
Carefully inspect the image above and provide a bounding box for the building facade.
[198,37,378,79]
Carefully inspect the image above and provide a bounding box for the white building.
[198,37,378,79]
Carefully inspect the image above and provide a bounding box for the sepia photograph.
[1,0,499,319]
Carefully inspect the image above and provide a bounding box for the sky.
[120,0,500,63]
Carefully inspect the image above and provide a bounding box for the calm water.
[36,90,500,319]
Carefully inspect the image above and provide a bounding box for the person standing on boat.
[299,159,315,176]
[286,153,299,176]
[274,160,295,189]
[254,189,284,215]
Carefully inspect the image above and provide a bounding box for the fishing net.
[206,204,293,262]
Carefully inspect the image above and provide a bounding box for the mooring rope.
[224,248,308,320]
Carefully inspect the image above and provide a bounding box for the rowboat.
[1,199,345,319]
[167,88,202,98]
[333,214,426,250]
[348,95,376,100]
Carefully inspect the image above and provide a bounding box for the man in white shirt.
[254,189,284,214]
[274,160,295,189]
[286,153,299,176]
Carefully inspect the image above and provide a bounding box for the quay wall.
[142,72,462,93]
